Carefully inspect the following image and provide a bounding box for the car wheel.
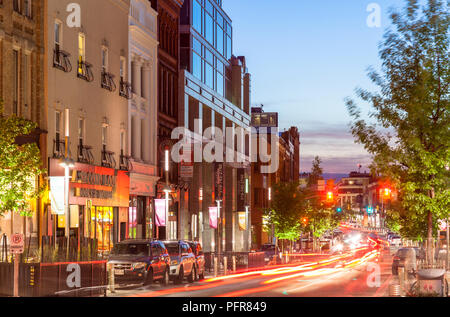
[175,266,184,284]
[188,266,196,283]
[144,268,153,286]
[199,271,205,280]
[161,268,170,286]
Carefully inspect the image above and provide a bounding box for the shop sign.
[214,163,224,201]
[209,207,218,229]
[237,169,246,211]
[180,145,194,179]
[155,199,166,227]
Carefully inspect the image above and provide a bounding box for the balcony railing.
[53,49,72,73]
[77,60,94,82]
[78,143,94,165]
[119,79,132,99]
[53,139,71,159]
[119,153,132,171]
[101,150,116,169]
[101,72,117,92]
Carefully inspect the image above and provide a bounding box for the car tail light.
[393,256,400,261]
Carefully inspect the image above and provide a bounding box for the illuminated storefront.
[49,158,129,256]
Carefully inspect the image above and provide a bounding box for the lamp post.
[60,108,74,260]
[164,148,170,240]
[216,200,222,256]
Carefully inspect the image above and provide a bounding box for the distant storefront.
[48,158,129,256]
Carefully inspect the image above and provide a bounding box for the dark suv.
[187,241,205,280]
[107,240,170,286]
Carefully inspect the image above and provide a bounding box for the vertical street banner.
[180,143,194,180]
[49,176,65,215]
[214,163,224,201]
[209,207,218,229]
[154,199,166,227]
[237,169,246,212]
[238,212,246,231]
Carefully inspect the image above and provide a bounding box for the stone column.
[131,115,142,161]
[131,58,142,97]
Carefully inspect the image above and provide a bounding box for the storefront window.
[85,206,114,256]
[129,196,137,239]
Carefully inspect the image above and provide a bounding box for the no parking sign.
[11,233,24,254]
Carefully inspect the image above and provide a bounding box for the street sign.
[11,233,24,254]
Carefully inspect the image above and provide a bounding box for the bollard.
[224,256,227,275]
[232,256,236,272]
[109,265,116,293]
[398,267,405,296]
[213,257,218,277]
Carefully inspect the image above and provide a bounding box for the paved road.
[106,249,393,298]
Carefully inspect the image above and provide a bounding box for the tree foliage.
[346,0,449,241]
[0,100,45,217]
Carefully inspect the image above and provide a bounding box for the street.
[107,247,393,297]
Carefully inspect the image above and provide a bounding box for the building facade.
[127,0,159,241]
[0,0,46,254]
[178,0,252,252]
[150,0,184,240]
[45,0,131,257]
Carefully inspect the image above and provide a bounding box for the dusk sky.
[222,0,406,173]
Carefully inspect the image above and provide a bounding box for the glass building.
[181,0,233,100]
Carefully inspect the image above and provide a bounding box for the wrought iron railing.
[77,60,94,82]
[101,72,117,92]
[53,49,72,73]
[119,79,132,99]
[101,150,116,169]
[77,143,94,165]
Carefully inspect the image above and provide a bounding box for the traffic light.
[302,217,309,226]
[327,191,334,201]
[336,207,342,213]
[382,188,391,198]
[367,206,374,214]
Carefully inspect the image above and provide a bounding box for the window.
[102,126,107,148]
[193,0,202,32]
[205,13,214,45]
[55,111,61,142]
[13,50,19,115]
[55,21,62,51]
[192,51,202,80]
[78,33,85,75]
[120,131,125,155]
[205,62,213,89]
[78,118,85,145]
[120,57,126,81]
[13,0,20,13]
[101,47,109,73]
[226,35,232,59]
[24,0,32,18]
[23,54,31,114]
[216,24,224,56]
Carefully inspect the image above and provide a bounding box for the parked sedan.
[259,244,282,264]
[187,241,205,280]
[163,240,196,284]
[107,240,170,286]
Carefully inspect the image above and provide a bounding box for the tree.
[307,156,323,188]
[264,181,303,244]
[346,0,449,256]
[0,100,45,217]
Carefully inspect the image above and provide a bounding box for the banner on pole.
[238,212,246,231]
[49,176,65,215]
[155,199,167,227]
[209,207,218,229]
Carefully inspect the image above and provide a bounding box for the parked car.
[392,247,426,275]
[259,244,281,264]
[107,240,170,286]
[389,234,402,247]
[187,241,205,280]
[163,240,196,284]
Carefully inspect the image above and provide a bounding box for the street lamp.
[60,108,74,260]
[216,200,222,256]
